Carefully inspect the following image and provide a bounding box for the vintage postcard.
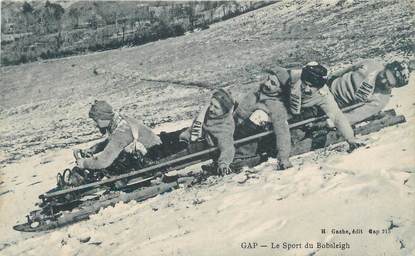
[1,1,414,255]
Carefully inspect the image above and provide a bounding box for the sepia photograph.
[0,0,414,255]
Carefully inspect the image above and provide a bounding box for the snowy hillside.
[0,0,414,255]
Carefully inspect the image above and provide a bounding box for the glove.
[276,159,293,171]
[347,138,366,153]
[217,164,232,176]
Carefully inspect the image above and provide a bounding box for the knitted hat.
[212,89,234,113]
[385,61,410,87]
[89,100,114,120]
[301,62,328,88]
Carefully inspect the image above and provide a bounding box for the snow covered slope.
[0,0,413,165]
[0,0,414,255]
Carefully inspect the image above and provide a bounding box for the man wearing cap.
[270,62,363,151]
[180,89,236,176]
[328,60,410,124]
[74,100,162,174]
[233,73,292,170]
